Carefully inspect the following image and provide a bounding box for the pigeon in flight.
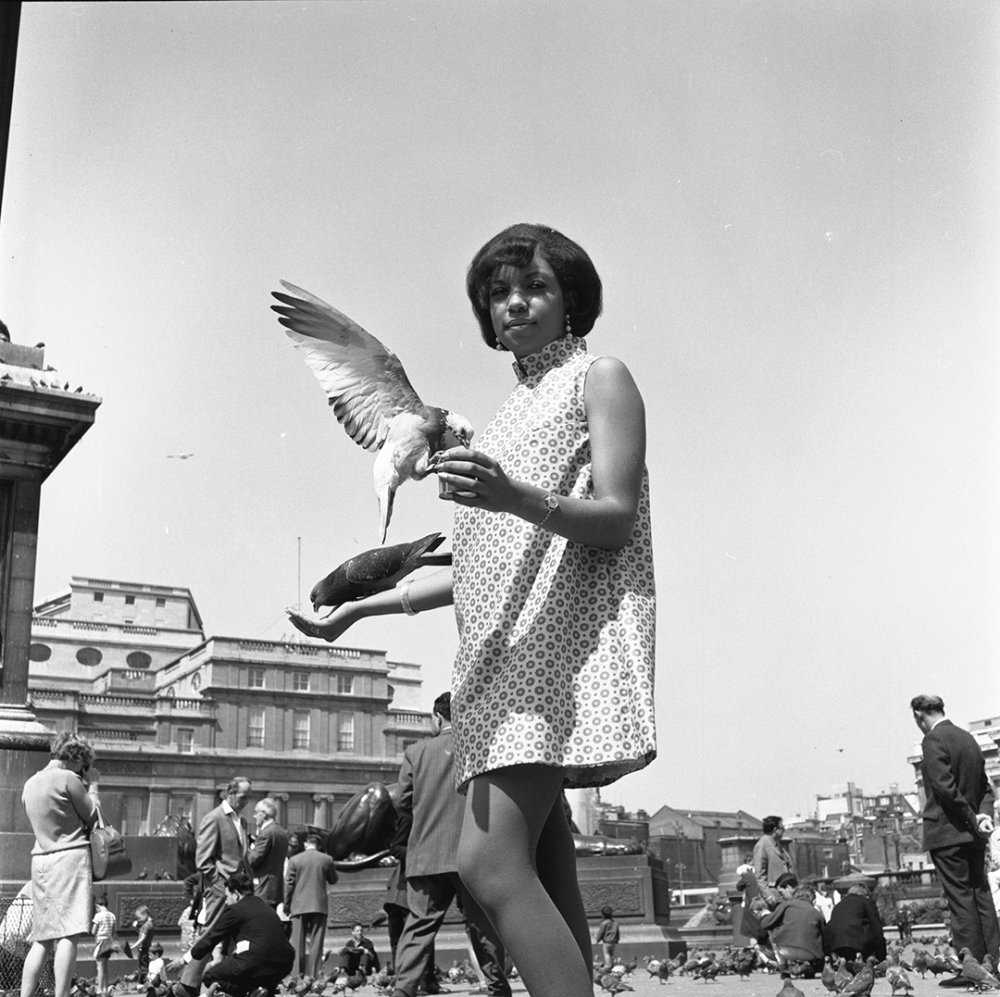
[310,532,451,614]
[271,282,474,542]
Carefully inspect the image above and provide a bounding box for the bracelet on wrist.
[399,579,418,616]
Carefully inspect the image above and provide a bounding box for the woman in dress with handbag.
[20,731,99,997]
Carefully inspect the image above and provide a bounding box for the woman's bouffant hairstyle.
[466,223,603,349]
[50,731,94,769]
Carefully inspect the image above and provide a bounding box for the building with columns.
[24,575,431,834]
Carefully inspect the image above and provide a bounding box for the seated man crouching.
[753,873,826,978]
[167,872,294,997]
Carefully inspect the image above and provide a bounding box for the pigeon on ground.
[886,964,913,995]
[310,533,451,613]
[271,282,474,542]
[821,958,839,993]
[778,978,805,997]
[833,957,854,991]
[959,948,1000,990]
[841,959,876,997]
[598,973,633,994]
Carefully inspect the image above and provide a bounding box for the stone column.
[0,345,100,831]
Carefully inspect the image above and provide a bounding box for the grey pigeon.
[959,948,1000,990]
[271,282,474,542]
[310,533,451,613]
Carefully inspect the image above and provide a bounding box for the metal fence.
[0,895,53,995]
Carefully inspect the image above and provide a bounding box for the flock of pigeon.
[25,936,1000,997]
[586,940,1000,996]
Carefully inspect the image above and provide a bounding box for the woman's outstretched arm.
[286,567,454,642]
[434,356,646,550]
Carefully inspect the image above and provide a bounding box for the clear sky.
[1,1,997,820]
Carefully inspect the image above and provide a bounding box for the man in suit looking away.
[249,797,290,909]
[285,832,338,978]
[911,694,999,978]
[390,692,509,997]
[176,776,253,997]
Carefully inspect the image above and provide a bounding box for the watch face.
[546,493,559,510]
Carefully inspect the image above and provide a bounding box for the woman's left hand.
[432,447,517,513]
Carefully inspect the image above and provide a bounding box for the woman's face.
[490,250,566,359]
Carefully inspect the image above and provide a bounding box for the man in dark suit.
[249,797,290,908]
[177,777,253,997]
[167,872,294,997]
[911,694,999,980]
[285,832,338,977]
[390,692,510,997]
[825,881,887,962]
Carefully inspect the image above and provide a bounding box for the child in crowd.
[147,942,166,985]
[132,904,155,976]
[594,906,620,970]
[91,894,118,996]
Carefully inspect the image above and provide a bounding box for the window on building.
[337,673,354,695]
[293,671,310,692]
[248,707,265,747]
[170,794,194,822]
[76,647,103,666]
[337,713,355,752]
[293,710,310,750]
[127,651,152,669]
[93,592,104,602]
[177,728,194,753]
[125,595,135,605]
[286,799,308,827]
[248,667,265,689]
[29,644,52,662]
[155,597,166,607]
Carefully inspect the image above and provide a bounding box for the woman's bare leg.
[53,938,78,997]
[457,766,593,997]
[534,790,592,973]
[20,940,53,997]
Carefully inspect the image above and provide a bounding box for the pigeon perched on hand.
[310,533,451,614]
[271,282,474,542]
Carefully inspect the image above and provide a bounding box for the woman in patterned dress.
[289,224,655,997]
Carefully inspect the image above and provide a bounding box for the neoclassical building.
[25,576,431,834]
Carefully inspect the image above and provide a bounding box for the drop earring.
[564,313,572,335]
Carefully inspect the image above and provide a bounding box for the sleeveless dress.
[451,335,656,790]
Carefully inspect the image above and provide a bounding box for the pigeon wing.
[272,281,427,453]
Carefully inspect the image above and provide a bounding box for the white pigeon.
[271,281,474,542]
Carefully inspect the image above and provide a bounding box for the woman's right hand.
[285,603,357,643]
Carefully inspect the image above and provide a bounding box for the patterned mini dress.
[451,335,656,790]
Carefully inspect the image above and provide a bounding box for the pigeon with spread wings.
[271,281,474,542]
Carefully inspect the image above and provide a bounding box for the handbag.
[90,807,132,881]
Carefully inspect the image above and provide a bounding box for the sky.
[1,1,997,821]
